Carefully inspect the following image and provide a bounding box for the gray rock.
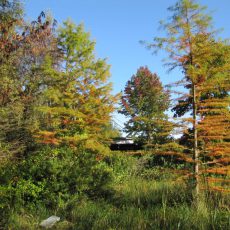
[39,216,60,229]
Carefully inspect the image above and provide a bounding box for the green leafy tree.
[0,0,58,160]
[120,66,171,145]
[0,0,25,160]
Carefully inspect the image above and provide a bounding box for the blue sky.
[24,0,230,128]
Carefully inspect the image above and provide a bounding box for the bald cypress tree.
[148,0,229,195]
[196,41,230,192]
[37,21,117,146]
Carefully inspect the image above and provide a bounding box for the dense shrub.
[104,151,138,183]
[0,145,113,226]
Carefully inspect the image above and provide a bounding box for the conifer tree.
[37,21,117,146]
[196,41,230,192]
[147,0,229,195]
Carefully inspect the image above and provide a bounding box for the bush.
[0,145,113,227]
[104,151,138,183]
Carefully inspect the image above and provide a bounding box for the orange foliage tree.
[147,0,230,195]
[36,21,117,147]
[119,66,171,145]
[197,42,230,193]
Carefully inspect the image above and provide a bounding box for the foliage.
[4,153,230,230]
[0,0,25,159]
[148,0,230,195]
[36,21,117,146]
[0,1,58,159]
[61,154,229,230]
[0,2,117,228]
[104,151,138,183]
[0,0,229,229]
[100,122,121,141]
[197,41,230,193]
[120,66,172,144]
[0,146,113,226]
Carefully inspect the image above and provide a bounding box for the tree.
[0,0,24,160]
[37,21,117,146]
[119,66,171,145]
[148,0,229,195]
[0,0,58,160]
[196,41,230,193]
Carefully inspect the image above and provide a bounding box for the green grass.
[55,179,229,230]
[3,152,230,230]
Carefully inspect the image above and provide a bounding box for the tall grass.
[5,152,230,229]
[58,179,229,230]
[57,152,229,230]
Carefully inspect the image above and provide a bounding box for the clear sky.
[24,0,230,128]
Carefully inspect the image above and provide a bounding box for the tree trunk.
[192,84,199,196]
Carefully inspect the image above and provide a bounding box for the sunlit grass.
[5,153,230,230]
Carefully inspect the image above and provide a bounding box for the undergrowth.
[1,151,229,230]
